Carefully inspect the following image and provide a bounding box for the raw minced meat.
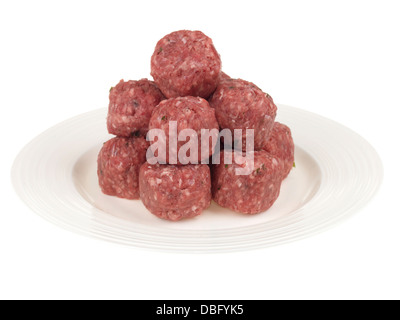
[107,79,165,137]
[219,71,231,81]
[98,30,293,221]
[263,122,295,179]
[148,96,219,165]
[212,149,284,214]
[139,163,211,221]
[151,30,221,99]
[97,136,149,199]
[209,78,277,151]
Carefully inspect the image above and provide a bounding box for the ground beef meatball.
[212,149,284,214]
[150,30,221,99]
[263,122,295,179]
[219,71,231,82]
[148,96,219,165]
[97,136,149,199]
[209,78,277,151]
[107,79,165,137]
[139,163,211,221]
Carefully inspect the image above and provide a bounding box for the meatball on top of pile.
[151,30,222,99]
[107,79,165,137]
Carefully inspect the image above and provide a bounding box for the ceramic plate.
[11,105,383,252]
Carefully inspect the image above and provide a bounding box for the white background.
[1,0,399,300]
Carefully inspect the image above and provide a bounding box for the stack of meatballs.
[97,30,294,221]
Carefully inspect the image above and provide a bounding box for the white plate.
[11,105,383,252]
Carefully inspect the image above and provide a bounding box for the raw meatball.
[148,96,219,165]
[97,136,149,199]
[219,71,231,81]
[209,78,277,151]
[139,163,211,221]
[107,79,165,137]
[151,30,221,99]
[263,122,295,179]
[212,150,284,214]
